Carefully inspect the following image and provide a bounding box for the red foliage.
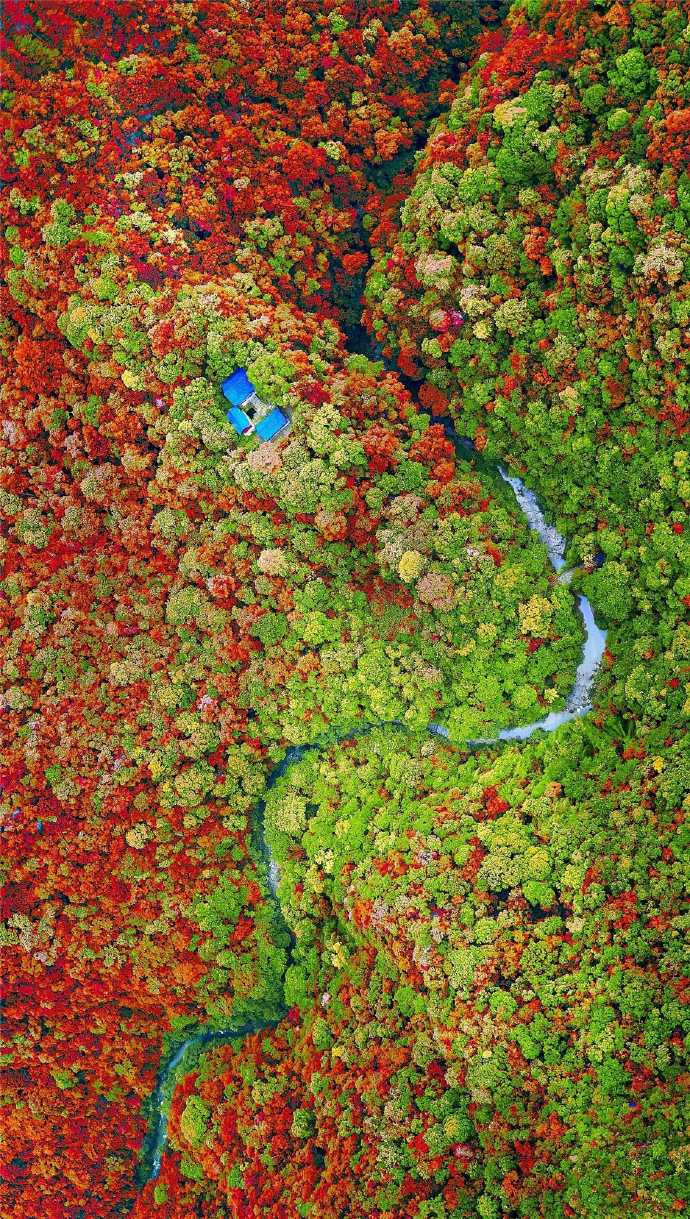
[362,424,400,472]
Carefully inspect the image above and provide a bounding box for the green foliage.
[180,1095,211,1147]
[251,612,288,645]
[41,199,82,247]
[7,3,689,1214]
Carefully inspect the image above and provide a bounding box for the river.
[142,433,607,1183]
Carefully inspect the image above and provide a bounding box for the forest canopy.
[1,2,688,1218]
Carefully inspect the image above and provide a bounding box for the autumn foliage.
[1,2,689,1218]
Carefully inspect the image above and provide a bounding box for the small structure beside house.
[221,369,291,442]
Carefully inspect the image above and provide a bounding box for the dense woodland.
[0,1,688,1217]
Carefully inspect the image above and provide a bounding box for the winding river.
[142,432,607,1183]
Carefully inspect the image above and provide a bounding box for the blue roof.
[226,406,254,435]
[255,408,289,440]
[221,369,255,407]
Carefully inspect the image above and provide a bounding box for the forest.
[0,1,688,1217]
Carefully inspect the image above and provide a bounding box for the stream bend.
[144,441,607,1182]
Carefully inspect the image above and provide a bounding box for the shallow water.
[147,1021,281,1180]
[495,472,606,739]
[497,466,567,570]
[425,460,606,745]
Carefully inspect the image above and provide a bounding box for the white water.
[498,466,567,570]
[267,859,281,895]
[427,461,606,743]
[496,469,606,738]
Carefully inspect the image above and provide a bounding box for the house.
[221,369,292,441]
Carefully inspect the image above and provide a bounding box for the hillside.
[1,3,688,1218]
